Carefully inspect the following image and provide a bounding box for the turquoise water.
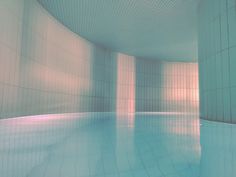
[0,113,235,177]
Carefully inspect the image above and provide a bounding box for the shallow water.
[0,113,235,177]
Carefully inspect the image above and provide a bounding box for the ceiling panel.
[37,0,200,61]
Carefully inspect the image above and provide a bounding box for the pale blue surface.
[0,113,235,177]
[37,0,199,61]
[198,0,236,123]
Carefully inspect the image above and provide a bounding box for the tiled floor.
[0,113,235,177]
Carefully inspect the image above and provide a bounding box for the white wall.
[198,0,236,123]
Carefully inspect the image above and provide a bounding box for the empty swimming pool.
[0,113,235,177]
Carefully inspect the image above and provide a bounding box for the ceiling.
[37,0,200,62]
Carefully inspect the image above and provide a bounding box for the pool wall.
[198,0,236,123]
[0,0,198,119]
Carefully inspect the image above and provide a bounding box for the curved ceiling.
[37,0,199,61]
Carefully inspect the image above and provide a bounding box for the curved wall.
[136,59,198,113]
[198,0,236,123]
[0,0,118,118]
[0,0,198,119]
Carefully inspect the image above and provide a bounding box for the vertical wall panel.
[198,0,236,123]
[116,54,135,113]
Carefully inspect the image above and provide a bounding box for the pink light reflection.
[163,63,199,112]
[116,54,135,114]
[170,118,201,155]
[32,61,90,92]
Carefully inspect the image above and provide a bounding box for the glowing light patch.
[116,54,135,114]
[163,63,199,112]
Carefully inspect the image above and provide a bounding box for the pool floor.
[0,113,236,177]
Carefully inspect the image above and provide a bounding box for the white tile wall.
[0,0,117,118]
[135,59,199,113]
[0,0,199,118]
[198,0,236,123]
